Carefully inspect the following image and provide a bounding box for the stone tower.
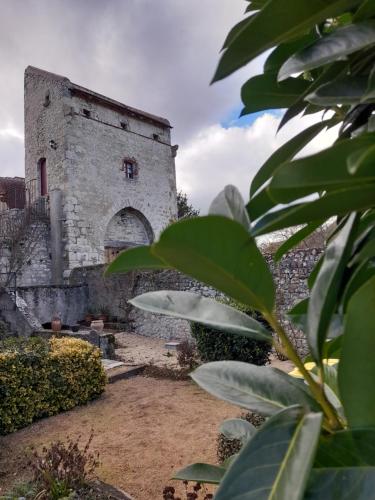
[24,66,177,283]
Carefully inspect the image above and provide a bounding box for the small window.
[38,158,48,196]
[120,121,128,130]
[152,133,160,141]
[123,159,137,180]
[82,109,91,118]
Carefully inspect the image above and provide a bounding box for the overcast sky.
[0,0,337,212]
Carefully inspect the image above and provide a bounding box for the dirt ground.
[0,376,239,500]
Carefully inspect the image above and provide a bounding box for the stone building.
[23,66,177,284]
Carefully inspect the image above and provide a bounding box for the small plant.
[2,480,39,499]
[163,482,213,500]
[30,431,99,499]
[176,340,199,371]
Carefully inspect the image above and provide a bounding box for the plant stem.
[265,312,342,431]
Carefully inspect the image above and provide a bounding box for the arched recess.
[104,207,154,262]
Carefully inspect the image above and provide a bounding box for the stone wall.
[16,284,88,327]
[70,247,322,353]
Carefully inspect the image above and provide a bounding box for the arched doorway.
[104,207,154,262]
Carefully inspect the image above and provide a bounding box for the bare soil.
[0,376,238,500]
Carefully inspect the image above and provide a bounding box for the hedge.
[191,298,272,365]
[0,337,106,434]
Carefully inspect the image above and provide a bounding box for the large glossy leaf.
[212,0,361,82]
[209,185,250,230]
[315,429,375,467]
[279,21,375,81]
[241,74,309,115]
[354,0,375,22]
[191,361,321,416]
[268,134,375,204]
[274,220,325,262]
[338,276,375,428]
[306,76,368,105]
[250,120,331,196]
[307,213,358,363]
[152,216,275,313]
[129,291,272,342]
[342,259,375,310]
[219,418,257,444]
[264,34,318,74]
[105,245,169,275]
[173,463,226,485]
[305,467,375,499]
[247,186,277,222]
[252,185,375,236]
[362,65,375,102]
[215,406,322,500]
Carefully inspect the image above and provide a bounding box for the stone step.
[164,341,181,350]
[102,358,146,383]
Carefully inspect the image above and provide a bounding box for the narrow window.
[44,90,50,107]
[153,133,160,141]
[82,109,91,118]
[120,121,128,130]
[123,159,137,180]
[38,158,48,196]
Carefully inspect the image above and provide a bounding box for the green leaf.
[129,291,272,342]
[347,143,375,174]
[191,361,321,416]
[362,65,375,102]
[241,74,309,115]
[264,34,318,74]
[252,184,375,236]
[279,21,375,81]
[247,186,277,222]
[215,406,322,500]
[105,245,169,275]
[354,0,375,21]
[305,467,375,499]
[306,76,368,105]
[350,237,375,266]
[274,220,325,262]
[307,213,358,363]
[342,259,375,310]
[338,276,375,428]
[219,418,257,444]
[153,216,275,313]
[209,185,250,230]
[173,463,226,485]
[212,0,361,82]
[268,134,375,204]
[250,120,331,196]
[315,429,375,467]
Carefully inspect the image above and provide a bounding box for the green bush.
[0,337,106,434]
[191,299,271,365]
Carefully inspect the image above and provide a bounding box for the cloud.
[176,113,339,213]
[0,0,264,179]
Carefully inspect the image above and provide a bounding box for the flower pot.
[90,319,104,332]
[51,318,62,332]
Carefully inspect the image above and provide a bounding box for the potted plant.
[98,305,110,323]
[51,314,62,332]
[85,307,94,325]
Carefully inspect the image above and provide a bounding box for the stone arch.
[104,207,154,262]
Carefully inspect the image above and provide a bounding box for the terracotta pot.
[51,318,62,332]
[85,314,93,324]
[90,319,104,332]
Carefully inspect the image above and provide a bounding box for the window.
[38,158,48,196]
[43,90,50,107]
[123,159,137,180]
[152,133,160,141]
[82,109,91,118]
[120,121,128,130]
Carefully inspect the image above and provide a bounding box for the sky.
[0,0,338,212]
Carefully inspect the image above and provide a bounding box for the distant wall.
[17,284,88,326]
[70,247,322,354]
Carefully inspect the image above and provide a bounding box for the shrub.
[31,431,99,499]
[176,339,199,370]
[0,337,106,434]
[191,299,271,365]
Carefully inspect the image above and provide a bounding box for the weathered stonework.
[24,66,177,280]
